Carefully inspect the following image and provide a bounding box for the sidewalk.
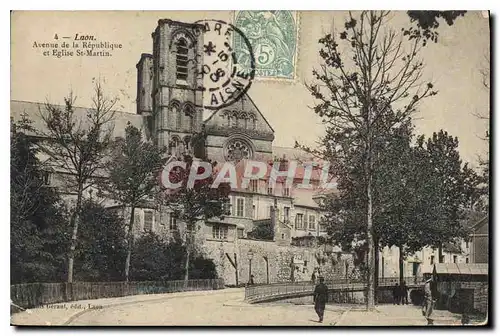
[11,288,243,326]
[336,304,466,326]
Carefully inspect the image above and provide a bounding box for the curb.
[64,290,234,325]
[222,300,254,308]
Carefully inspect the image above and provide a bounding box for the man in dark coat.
[401,281,409,305]
[392,283,400,305]
[313,277,328,322]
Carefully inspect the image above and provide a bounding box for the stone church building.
[11,19,352,286]
[132,19,347,285]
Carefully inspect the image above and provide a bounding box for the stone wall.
[475,283,488,313]
[436,281,488,314]
[460,281,488,314]
[203,238,353,286]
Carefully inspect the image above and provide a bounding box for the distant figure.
[313,276,328,323]
[401,281,409,305]
[249,274,255,285]
[422,275,435,325]
[392,283,400,305]
[311,272,317,284]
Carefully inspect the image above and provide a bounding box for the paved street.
[12,288,469,326]
[67,288,343,326]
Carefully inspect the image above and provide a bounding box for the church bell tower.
[137,19,205,157]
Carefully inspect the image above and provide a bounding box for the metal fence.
[379,276,424,287]
[244,276,423,302]
[11,278,225,310]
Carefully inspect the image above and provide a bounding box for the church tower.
[138,19,205,157]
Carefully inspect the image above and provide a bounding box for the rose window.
[224,139,253,161]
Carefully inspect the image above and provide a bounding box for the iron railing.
[11,278,225,311]
[244,276,423,302]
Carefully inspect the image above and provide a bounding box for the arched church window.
[170,102,181,130]
[176,38,189,81]
[169,136,181,156]
[188,114,194,132]
[176,106,182,130]
[184,136,192,151]
[231,112,238,128]
[241,113,248,129]
[184,105,195,132]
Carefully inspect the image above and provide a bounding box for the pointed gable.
[203,93,274,141]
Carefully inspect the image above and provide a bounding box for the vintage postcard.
[10,10,490,326]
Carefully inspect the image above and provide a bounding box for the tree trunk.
[184,246,190,282]
[365,98,375,310]
[366,171,375,309]
[374,237,379,304]
[438,243,443,263]
[124,206,136,282]
[67,184,84,283]
[398,244,404,286]
[184,225,193,282]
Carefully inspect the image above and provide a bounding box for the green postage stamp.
[233,11,299,80]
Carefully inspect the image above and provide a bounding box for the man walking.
[422,275,435,325]
[313,276,328,323]
[401,281,409,305]
[392,283,400,305]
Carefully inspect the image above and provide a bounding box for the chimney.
[270,198,278,241]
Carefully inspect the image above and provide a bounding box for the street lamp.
[248,249,254,285]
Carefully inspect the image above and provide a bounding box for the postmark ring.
[193,19,255,111]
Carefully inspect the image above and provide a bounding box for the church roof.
[11,100,145,138]
[272,146,318,162]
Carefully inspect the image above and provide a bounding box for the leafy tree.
[473,52,490,212]
[74,200,127,281]
[130,232,185,281]
[101,124,167,281]
[320,112,415,290]
[410,131,473,259]
[405,11,467,45]
[247,222,274,240]
[11,116,69,283]
[129,231,218,281]
[304,11,436,308]
[189,257,218,280]
[162,155,230,281]
[38,82,116,283]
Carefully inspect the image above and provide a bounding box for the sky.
[10,10,490,166]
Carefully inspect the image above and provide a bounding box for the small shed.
[432,263,488,314]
